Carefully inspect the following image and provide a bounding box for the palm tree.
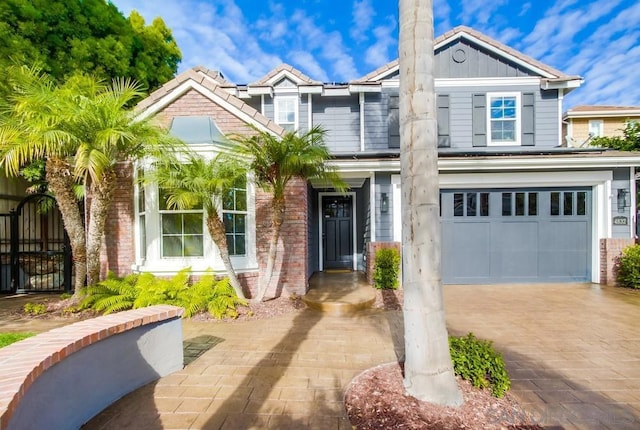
[146,152,247,299]
[398,0,463,405]
[229,126,346,301]
[66,75,177,286]
[0,66,87,293]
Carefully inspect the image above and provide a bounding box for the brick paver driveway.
[83,283,639,429]
[445,283,640,429]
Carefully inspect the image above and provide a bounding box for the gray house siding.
[299,95,309,131]
[354,185,367,271]
[374,173,393,242]
[612,168,633,238]
[262,95,274,120]
[435,39,537,79]
[312,95,360,153]
[364,93,389,150]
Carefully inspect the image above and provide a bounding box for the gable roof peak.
[250,63,322,87]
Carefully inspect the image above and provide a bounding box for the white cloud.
[351,0,375,42]
[364,18,397,68]
[288,50,329,81]
[457,0,509,25]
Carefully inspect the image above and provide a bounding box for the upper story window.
[275,96,297,132]
[223,177,247,256]
[588,120,604,137]
[487,92,521,146]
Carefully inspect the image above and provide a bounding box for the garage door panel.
[451,222,491,278]
[442,188,591,284]
[495,221,538,278]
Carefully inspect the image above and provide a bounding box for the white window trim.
[588,119,604,137]
[274,95,299,131]
[486,92,521,146]
[132,161,257,276]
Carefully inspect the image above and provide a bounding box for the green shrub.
[449,333,511,398]
[59,292,72,300]
[23,302,47,316]
[373,247,401,290]
[616,244,640,289]
[0,332,35,348]
[80,268,247,319]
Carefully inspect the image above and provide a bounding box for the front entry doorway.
[322,195,353,270]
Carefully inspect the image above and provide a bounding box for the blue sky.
[111,0,640,109]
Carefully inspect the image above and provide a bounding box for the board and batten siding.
[312,94,360,153]
[434,39,537,79]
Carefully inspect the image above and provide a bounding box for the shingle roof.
[567,105,640,112]
[563,105,640,119]
[356,26,579,82]
[249,64,322,86]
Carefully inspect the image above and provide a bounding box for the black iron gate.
[0,194,72,294]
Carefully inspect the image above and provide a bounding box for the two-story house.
[100,26,640,297]
[563,105,640,147]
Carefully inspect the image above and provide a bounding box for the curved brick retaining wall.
[0,305,184,430]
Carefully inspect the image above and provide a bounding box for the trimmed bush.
[616,244,640,289]
[80,268,247,319]
[373,247,401,290]
[449,333,511,398]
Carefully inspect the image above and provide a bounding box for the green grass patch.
[0,332,35,349]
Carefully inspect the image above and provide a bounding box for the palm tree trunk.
[45,158,87,294]
[399,0,463,406]
[85,170,116,286]
[205,210,246,299]
[255,194,285,302]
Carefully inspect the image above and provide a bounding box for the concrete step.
[303,271,376,316]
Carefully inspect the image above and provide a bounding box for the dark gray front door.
[322,196,353,270]
[441,188,592,284]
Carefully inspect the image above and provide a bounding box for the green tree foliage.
[0,0,181,93]
[590,121,640,151]
[373,247,401,290]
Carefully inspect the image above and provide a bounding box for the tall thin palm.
[147,152,247,299]
[230,126,346,301]
[399,0,463,405]
[0,66,87,292]
[66,75,177,285]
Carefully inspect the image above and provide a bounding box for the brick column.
[99,162,135,279]
[254,178,309,299]
[600,238,636,285]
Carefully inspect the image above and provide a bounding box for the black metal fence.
[0,194,72,294]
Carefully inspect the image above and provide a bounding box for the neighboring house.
[563,105,640,147]
[99,25,640,297]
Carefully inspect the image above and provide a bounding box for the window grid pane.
[223,178,248,256]
[528,193,538,216]
[577,192,587,216]
[515,192,525,216]
[551,192,560,216]
[564,192,573,216]
[454,193,464,217]
[502,193,512,216]
[466,193,477,216]
[480,193,489,216]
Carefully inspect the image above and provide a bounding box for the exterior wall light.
[617,188,630,213]
[381,192,389,214]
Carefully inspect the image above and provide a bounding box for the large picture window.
[488,92,520,145]
[223,177,247,256]
[275,97,297,131]
[159,190,204,257]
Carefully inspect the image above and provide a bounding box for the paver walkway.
[4,283,640,429]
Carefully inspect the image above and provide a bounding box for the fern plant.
[80,272,140,314]
[179,272,247,319]
[134,268,190,308]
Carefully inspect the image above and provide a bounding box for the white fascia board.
[439,32,557,79]
[439,170,612,188]
[299,85,324,94]
[565,110,640,119]
[273,87,300,95]
[369,66,399,82]
[323,87,352,96]
[265,70,309,86]
[381,80,400,88]
[349,84,382,93]
[541,79,583,90]
[329,154,640,173]
[436,77,541,88]
[247,86,273,96]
